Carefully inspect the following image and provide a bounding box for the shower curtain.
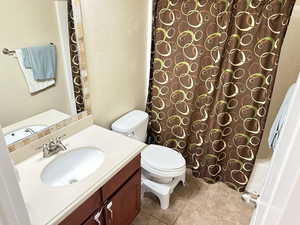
[68,1,85,113]
[147,0,295,192]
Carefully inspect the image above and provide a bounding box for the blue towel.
[268,83,295,150]
[21,44,56,81]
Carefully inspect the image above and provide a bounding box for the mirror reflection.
[0,0,82,145]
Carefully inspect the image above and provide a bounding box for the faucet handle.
[49,139,56,144]
[42,144,50,158]
[55,135,67,151]
[48,139,57,150]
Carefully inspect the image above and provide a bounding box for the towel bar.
[2,43,54,56]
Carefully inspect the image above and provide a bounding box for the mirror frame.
[7,0,91,152]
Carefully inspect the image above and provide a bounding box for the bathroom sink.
[5,125,47,145]
[41,147,104,187]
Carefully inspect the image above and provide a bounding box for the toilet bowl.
[142,144,186,183]
[111,110,186,209]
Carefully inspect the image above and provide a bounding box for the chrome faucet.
[25,128,35,135]
[42,135,67,158]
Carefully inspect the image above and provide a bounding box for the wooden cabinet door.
[105,170,141,225]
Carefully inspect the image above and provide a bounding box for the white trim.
[0,127,31,225]
[251,72,300,225]
[144,0,153,108]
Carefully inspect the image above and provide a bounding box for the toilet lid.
[142,145,186,171]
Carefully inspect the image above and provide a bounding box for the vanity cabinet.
[59,155,141,225]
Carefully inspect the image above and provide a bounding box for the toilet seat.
[141,144,186,178]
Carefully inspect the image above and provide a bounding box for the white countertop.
[16,125,146,225]
[3,109,70,134]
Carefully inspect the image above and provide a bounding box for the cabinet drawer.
[102,154,140,201]
[59,191,102,225]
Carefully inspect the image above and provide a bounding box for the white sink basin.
[5,125,47,145]
[41,147,104,187]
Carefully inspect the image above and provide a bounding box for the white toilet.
[112,110,186,209]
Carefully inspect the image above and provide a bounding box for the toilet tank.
[111,110,149,142]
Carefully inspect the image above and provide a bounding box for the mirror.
[0,0,88,147]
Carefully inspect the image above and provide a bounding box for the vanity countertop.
[16,125,146,225]
[3,109,69,134]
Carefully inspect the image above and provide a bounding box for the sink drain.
[69,179,78,184]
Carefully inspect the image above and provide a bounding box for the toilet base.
[141,173,186,209]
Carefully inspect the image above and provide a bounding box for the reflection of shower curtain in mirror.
[147,0,296,192]
[67,1,85,113]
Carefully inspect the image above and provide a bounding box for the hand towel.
[21,44,56,81]
[16,49,55,94]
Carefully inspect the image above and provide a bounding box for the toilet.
[112,110,186,209]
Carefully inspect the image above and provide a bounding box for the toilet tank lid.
[111,110,149,133]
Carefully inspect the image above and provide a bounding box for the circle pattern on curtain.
[147,0,296,192]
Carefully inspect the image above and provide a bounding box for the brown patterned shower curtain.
[147,0,295,192]
[67,1,85,113]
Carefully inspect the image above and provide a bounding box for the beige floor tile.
[132,172,254,225]
[141,190,187,225]
[148,216,168,225]
[175,210,218,225]
[131,211,151,225]
[131,211,168,225]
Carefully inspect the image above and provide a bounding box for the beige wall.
[0,0,70,127]
[258,3,300,159]
[81,0,151,128]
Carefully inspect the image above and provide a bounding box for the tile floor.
[132,171,254,225]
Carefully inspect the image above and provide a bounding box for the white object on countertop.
[111,110,186,209]
[16,49,55,94]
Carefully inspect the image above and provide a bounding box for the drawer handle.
[94,204,106,225]
[106,201,113,223]
[94,212,102,224]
